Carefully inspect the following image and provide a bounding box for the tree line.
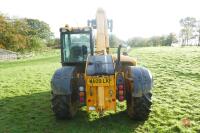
[1,13,199,52]
[0,13,56,52]
[109,33,177,48]
[111,17,200,47]
[126,33,177,47]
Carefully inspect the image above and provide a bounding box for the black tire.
[51,92,79,119]
[127,92,152,120]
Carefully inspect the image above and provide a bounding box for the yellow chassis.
[85,75,116,114]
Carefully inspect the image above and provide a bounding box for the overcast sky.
[0,0,200,40]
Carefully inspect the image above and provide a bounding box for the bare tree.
[180,17,196,46]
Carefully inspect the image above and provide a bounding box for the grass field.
[0,47,200,133]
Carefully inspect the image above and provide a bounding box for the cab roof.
[60,25,92,33]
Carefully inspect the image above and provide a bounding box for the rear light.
[118,84,124,102]
[88,99,91,102]
[119,90,123,95]
[112,98,116,102]
[79,91,85,97]
[79,86,85,104]
[119,85,123,90]
[79,86,84,91]
[116,73,125,102]
[80,97,84,103]
[119,96,124,101]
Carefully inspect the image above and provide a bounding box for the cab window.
[62,33,91,62]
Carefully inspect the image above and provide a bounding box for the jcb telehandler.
[51,8,153,120]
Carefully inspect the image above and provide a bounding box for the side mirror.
[115,45,122,72]
[117,45,122,64]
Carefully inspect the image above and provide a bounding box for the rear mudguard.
[125,66,153,97]
[51,66,77,95]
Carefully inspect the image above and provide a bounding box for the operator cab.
[60,26,93,65]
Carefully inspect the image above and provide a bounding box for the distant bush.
[0,13,54,52]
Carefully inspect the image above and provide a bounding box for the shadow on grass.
[0,91,145,133]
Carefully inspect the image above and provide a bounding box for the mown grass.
[0,47,200,133]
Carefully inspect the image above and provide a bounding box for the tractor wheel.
[51,92,79,119]
[127,92,152,120]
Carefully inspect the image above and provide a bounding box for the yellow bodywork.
[85,75,116,112]
[84,9,137,114]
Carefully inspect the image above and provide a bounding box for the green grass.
[0,47,200,133]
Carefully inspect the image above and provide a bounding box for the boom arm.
[88,8,113,54]
[95,8,109,53]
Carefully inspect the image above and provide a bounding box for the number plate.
[87,76,114,86]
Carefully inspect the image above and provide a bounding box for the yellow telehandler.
[51,8,153,120]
